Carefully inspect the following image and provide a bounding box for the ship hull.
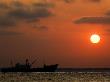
[1,64,58,72]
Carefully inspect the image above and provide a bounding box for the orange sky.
[0,0,110,68]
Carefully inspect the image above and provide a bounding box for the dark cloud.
[0,31,22,36]
[7,8,52,21]
[83,0,101,3]
[33,8,53,18]
[32,24,48,31]
[63,0,75,3]
[0,2,53,29]
[0,3,9,9]
[10,1,25,9]
[105,11,110,16]
[26,19,39,23]
[0,16,16,28]
[106,29,110,32]
[74,17,110,24]
[90,0,101,2]
[8,9,37,20]
[32,3,54,8]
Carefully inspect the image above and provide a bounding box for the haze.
[0,0,110,68]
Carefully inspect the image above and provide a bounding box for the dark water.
[0,72,110,82]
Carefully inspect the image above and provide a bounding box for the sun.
[90,34,100,44]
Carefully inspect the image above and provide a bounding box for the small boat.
[1,59,58,72]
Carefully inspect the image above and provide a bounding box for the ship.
[1,59,58,72]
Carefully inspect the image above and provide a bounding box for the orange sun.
[90,34,100,44]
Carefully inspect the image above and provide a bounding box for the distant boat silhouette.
[1,59,58,72]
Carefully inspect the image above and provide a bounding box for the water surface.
[0,72,110,82]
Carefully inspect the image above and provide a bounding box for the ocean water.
[0,72,110,82]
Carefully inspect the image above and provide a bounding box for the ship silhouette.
[1,59,58,72]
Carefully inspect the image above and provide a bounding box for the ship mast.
[10,60,13,67]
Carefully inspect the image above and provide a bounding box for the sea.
[0,70,110,82]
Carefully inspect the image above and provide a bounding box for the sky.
[0,0,110,68]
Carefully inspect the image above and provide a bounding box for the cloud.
[32,2,54,8]
[0,30,22,36]
[63,0,75,3]
[74,16,110,24]
[0,16,16,28]
[89,0,101,2]
[0,3,9,9]
[8,7,52,21]
[10,1,24,8]
[32,24,48,31]
[0,2,53,29]
[7,8,53,25]
[83,0,101,3]
[63,0,101,3]
[105,11,110,16]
